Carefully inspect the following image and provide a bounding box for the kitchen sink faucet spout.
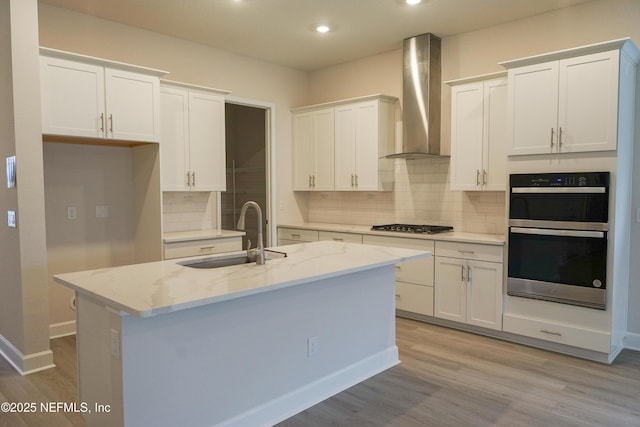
[237,201,265,265]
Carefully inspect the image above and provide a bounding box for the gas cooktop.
[371,224,453,234]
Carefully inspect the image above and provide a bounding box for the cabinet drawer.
[503,314,610,353]
[364,235,434,286]
[395,282,433,316]
[435,241,503,263]
[164,237,241,260]
[277,228,319,243]
[318,231,363,244]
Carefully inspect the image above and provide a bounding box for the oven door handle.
[511,187,606,194]
[510,227,605,238]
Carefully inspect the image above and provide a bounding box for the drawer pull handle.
[395,294,401,298]
[200,246,216,250]
[541,329,562,337]
[332,238,344,242]
[395,265,401,270]
[458,250,475,254]
[290,234,301,238]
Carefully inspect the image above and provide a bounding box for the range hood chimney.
[387,33,445,159]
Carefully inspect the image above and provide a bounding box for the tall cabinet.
[501,38,640,362]
[160,81,229,192]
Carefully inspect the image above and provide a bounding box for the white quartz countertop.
[54,241,431,318]
[163,229,245,243]
[278,222,505,245]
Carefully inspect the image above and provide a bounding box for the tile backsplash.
[307,157,506,234]
[162,192,218,233]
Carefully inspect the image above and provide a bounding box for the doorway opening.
[221,101,272,249]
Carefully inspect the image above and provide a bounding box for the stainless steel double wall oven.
[507,172,609,310]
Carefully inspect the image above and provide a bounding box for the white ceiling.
[38,0,595,71]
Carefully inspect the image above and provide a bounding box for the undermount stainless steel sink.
[179,254,251,269]
[178,250,287,269]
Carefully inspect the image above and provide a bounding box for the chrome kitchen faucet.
[237,201,265,265]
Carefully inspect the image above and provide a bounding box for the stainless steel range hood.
[387,33,446,159]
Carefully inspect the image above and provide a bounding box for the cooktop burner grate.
[371,224,453,234]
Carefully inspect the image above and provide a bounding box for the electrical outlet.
[96,205,109,218]
[307,336,318,358]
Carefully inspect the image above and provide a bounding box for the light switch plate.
[7,210,16,228]
[6,156,15,189]
[67,206,77,220]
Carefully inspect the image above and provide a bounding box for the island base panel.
[76,265,398,426]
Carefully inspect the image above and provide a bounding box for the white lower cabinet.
[318,231,363,244]
[163,236,242,260]
[434,241,503,331]
[363,235,434,317]
[277,227,319,246]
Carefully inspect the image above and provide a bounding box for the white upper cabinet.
[448,75,507,191]
[292,94,396,192]
[501,39,639,155]
[40,48,165,143]
[160,82,228,192]
[292,108,334,191]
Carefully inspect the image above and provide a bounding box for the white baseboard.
[218,347,400,427]
[625,331,640,351]
[49,320,76,339]
[0,334,55,375]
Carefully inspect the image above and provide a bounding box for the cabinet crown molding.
[291,94,398,113]
[40,46,168,77]
[160,79,231,95]
[499,37,640,69]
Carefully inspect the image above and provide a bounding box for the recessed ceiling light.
[406,0,422,5]
[316,25,331,33]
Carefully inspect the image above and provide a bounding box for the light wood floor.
[2,318,639,426]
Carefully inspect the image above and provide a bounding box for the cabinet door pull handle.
[550,128,555,148]
[558,127,563,149]
[476,169,480,186]
[541,329,562,337]
[351,174,354,186]
[186,172,192,187]
[108,114,113,133]
[355,174,358,187]
[99,113,105,132]
[483,170,487,186]
[461,265,465,282]
[192,172,196,186]
[313,175,316,187]
[467,265,471,283]
[309,175,312,187]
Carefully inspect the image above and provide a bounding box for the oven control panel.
[510,172,609,188]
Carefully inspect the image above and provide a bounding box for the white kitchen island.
[54,241,431,427]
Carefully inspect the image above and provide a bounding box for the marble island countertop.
[54,241,431,318]
[278,222,505,245]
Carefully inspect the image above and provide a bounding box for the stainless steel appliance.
[371,224,453,234]
[507,172,609,309]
